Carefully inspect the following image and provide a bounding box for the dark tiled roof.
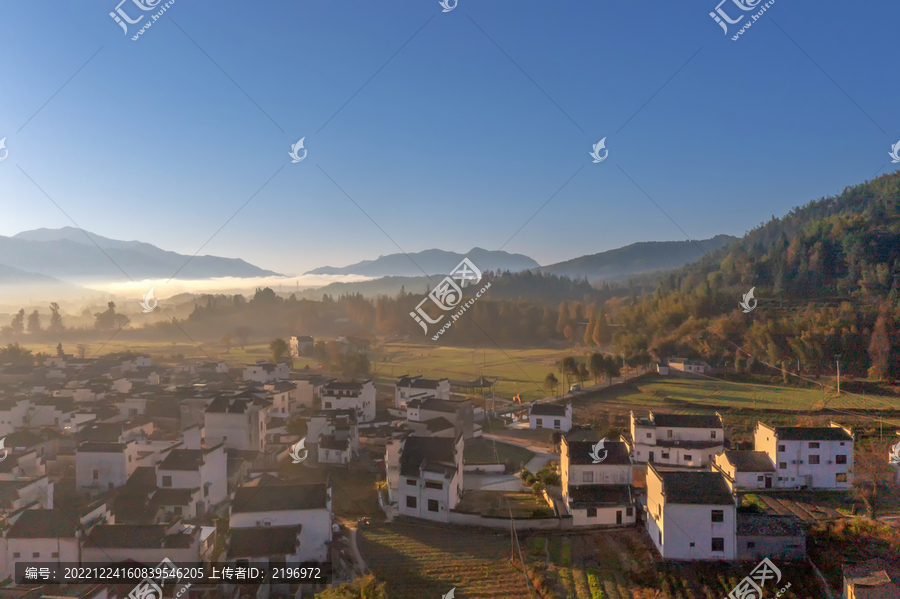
[566,439,631,465]
[324,381,364,391]
[400,436,457,478]
[844,559,900,598]
[78,442,126,453]
[737,514,804,537]
[721,451,775,472]
[7,509,79,538]
[418,398,456,413]
[232,483,329,513]
[774,426,853,441]
[530,403,567,417]
[568,484,633,508]
[151,488,198,506]
[227,525,301,559]
[77,423,123,443]
[159,449,203,471]
[652,413,722,429]
[85,525,194,548]
[655,439,723,449]
[423,417,455,433]
[655,468,734,505]
[318,435,348,451]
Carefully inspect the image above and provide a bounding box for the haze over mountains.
[305,248,541,277]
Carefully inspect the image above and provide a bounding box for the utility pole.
[836,356,841,396]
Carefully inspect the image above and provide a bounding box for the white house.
[242,361,290,384]
[394,375,450,409]
[561,437,635,527]
[529,403,572,432]
[0,475,54,512]
[76,441,138,495]
[317,435,351,465]
[3,509,83,580]
[321,380,376,423]
[655,363,669,375]
[307,410,359,457]
[409,397,475,439]
[645,465,736,561]
[0,398,30,437]
[204,394,271,452]
[289,335,314,357]
[754,422,854,489]
[666,358,710,374]
[292,374,332,410]
[156,443,228,518]
[229,482,333,563]
[265,381,296,418]
[387,433,464,523]
[712,450,776,491]
[625,411,724,467]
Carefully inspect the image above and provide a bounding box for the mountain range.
[0,227,280,282]
[305,248,541,277]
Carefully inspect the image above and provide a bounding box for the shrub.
[532,481,546,496]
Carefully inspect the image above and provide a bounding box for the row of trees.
[544,352,622,395]
[1,303,65,336]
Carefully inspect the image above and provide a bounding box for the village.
[0,337,897,599]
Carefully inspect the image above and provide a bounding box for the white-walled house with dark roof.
[645,465,736,561]
[561,436,635,527]
[624,411,724,467]
[754,422,854,489]
[712,450,777,491]
[529,403,572,432]
[385,433,464,523]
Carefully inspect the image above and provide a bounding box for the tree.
[94,302,127,331]
[559,356,577,391]
[577,362,589,383]
[10,309,25,335]
[592,308,611,345]
[315,574,387,598]
[868,315,891,380]
[27,310,42,334]
[781,360,789,385]
[269,338,289,363]
[555,301,570,334]
[583,317,596,345]
[589,352,605,383]
[603,355,621,380]
[221,333,234,354]
[56,343,64,357]
[544,373,558,397]
[0,343,34,366]
[235,326,251,349]
[76,344,87,359]
[48,302,64,332]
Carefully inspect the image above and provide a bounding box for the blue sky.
[0,0,897,277]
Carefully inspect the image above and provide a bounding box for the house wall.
[205,410,266,452]
[76,447,135,494]
[318,446,349,464]
[736,535,806,561]
[5,537,79,578]
[83,544,199,566]
[657,503,736,561]
[530,412,572,432]
[571,505,635,527]
[755,424,853,489]
[229,508,332,562]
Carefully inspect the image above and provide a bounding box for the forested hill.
[612,170,900,379]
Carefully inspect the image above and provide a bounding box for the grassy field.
[455,491,553,518]
[463,437,535,467]
[525,529,824,598]
[358,520,531,598]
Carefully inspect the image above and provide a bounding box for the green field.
[463,437,535,467]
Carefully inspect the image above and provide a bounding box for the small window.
[836,455,847,464]
[33,552,40,558]
[658,532,662,544]
[52,552,59,558]
[836,473,848,483]
[406,496,417,508]
[406,478,417,486]
[536,418,543,428]
[425,481,443,490]
[554,420,561,429]
[128,455,132,462]
[809,455,820,465]
[747,542,756,548]
[626,507,633,517]
[661,452,670,459]
[690,542,695,548]
[778,445,786,452]
[757,475,764,481]
[428,499,439,512]
[711,510,724,522]
[324,402,332,409]
[840,442,845,446]
[809,442,820,449]
[645,432,651,438]
[667,430,673,438]
[711,538,724,552]
[710,431,717,440]
[587,507,597,517]
[779,462,787,470]
[163,475,172,487]
[204,486,209,497]
[13,552,20,558]
[174,506,183,515]
[684,455,692,462]
[93,470,99,480]
[583,471,594,483]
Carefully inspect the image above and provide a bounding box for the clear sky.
[0,0,897,277]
